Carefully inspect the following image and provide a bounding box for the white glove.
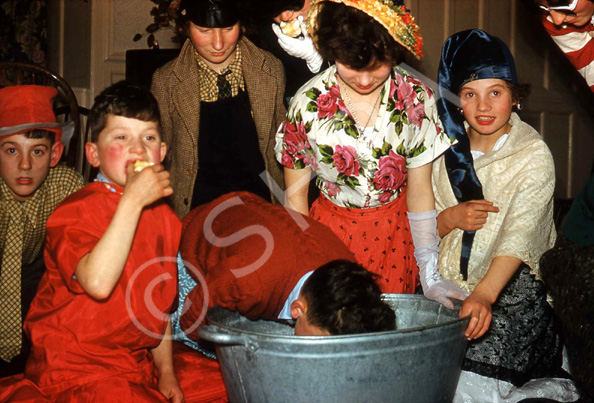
[271,16,323,73]
[408,210,469,309]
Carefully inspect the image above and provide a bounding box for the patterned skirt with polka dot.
[309,191,419,294]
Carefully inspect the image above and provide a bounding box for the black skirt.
[462,265,564,386]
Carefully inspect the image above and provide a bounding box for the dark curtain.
[0,0,48,65]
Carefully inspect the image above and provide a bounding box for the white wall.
[114,0,179,52]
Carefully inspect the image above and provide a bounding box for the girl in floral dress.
[275,0,466,305]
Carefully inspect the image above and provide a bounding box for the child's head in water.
[290,259,396,336]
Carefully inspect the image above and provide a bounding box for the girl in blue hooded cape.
[434,29,577,401]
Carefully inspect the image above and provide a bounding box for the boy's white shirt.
[277,271,314,320]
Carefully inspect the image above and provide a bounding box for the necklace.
[95,173,123,196]
[102,183,123,196]
[339,78,382,134]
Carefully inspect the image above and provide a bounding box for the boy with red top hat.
[0,85,84,377]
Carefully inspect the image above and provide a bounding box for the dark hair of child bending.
[88,80,161,142]
[301,260,396,335]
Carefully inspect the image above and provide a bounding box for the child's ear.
[49,142,64,168]
[159,142,167,163]
[290,298,307,320]
[85,142,101,168]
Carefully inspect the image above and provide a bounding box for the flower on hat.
[309,0,424,59]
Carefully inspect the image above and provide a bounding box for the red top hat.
[0,85,64,142]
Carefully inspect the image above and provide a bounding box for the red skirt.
[310,192,419,294]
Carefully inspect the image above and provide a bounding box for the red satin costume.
[0,182,181,402]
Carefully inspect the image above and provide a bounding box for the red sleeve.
[45,193,112,294]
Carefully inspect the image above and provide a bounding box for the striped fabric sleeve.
[542,15,594,93]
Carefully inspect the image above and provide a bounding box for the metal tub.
[197,294,469,403]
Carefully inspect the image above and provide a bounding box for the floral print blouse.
[275,65,454,209]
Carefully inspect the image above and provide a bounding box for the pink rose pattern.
[407,102,425,127]
[279,118,312,169]
[373,150,407,202]
[327,84,349,114]
[278,66,445,207]
[389,74,426,128]
[316,92,338,119]
[323,181,341,198]
[333,145,360,177]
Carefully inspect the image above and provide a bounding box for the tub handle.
[197,326,250,346]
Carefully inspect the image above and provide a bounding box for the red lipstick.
[16,177,33,185]
[475,116,495,126]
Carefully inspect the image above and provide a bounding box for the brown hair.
[24,129,55,146]
[88,80,161,143]
[312,2,405,69]
[506,82,531,111]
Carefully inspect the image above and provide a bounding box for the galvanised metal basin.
[197,294,469,403]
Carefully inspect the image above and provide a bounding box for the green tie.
[217,71,232,100]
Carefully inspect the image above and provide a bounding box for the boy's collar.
[94,172,109,184]
[277,271,314,320]
[94,173,124,195]
[0,177,45,227]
